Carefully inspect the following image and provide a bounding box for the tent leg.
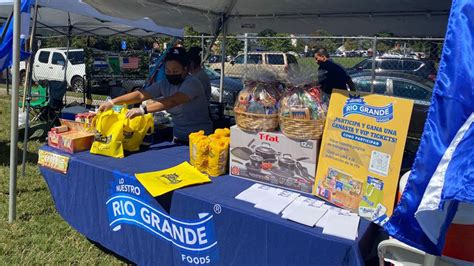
[21,0,39,177]
[9,0,21,224]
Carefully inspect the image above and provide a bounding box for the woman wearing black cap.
[99,47,213,144]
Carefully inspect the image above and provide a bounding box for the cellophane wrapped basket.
[279,71,329,140]
[233,72,282,132]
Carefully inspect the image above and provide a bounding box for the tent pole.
[243,33,248,80]
[9,0,21,224]
[219,14,227,103]
[21,0,39,177]
[200,34,204,62]
[63,12,71,105]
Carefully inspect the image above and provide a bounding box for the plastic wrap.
[234,71,282,132]
[279,69,329,140]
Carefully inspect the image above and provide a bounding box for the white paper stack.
[322,211,360,241]
[254,190,300,215]
[281,196,329,227]
[235,183,283,204]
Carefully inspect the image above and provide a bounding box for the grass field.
[0,95,124,264]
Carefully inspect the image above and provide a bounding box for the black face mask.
[166,74,184,85]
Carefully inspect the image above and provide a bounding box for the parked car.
[205,67,243,105]
[347,57,437,81]
[206,52,299,79]
[350,71,434,139]
[350,71,435,171]
[20,48,86,92]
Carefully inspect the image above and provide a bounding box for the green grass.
[0,96,124,264]
[298,57,365,69]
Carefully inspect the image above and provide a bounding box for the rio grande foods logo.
[343,95,393,122]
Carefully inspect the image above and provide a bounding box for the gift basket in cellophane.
[233,71,282,132]
[279,70,329,140]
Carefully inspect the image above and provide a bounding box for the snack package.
[189,130,209,172]
[189,128,231,176]
[207,137,230,177]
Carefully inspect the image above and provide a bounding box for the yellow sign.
[38,149,70,174]
[314,90,413,225]
[136,162,211,197]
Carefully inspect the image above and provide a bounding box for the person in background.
[187,46,211,102]
[99,47,212,145]
[315,48,355,95]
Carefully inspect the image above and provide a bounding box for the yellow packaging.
[207,138,230,177]
[214,128,230,137]
[189,130,205,166]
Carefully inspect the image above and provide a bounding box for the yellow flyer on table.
[136,162,211,197]
[314,90,413,225]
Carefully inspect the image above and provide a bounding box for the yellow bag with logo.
[123,113,154,152]
[90,109,126,158]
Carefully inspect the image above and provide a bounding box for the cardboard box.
[59,131,94,154]
[229,126,320,194]
[48,129,94,154]
[48,130,69,149]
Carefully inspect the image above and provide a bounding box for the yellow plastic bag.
[136,162,211,197]
[90,109,126,158]
[207,138,230,177]
[123,113,154,152]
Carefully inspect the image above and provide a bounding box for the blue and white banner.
[384,0,474,257]
[106,172,219,264]
[343,95,393,122]
[0,0,32,72]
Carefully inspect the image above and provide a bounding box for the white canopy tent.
[0,0,184,37]
[3,0,184,223]
[83,0,451,37]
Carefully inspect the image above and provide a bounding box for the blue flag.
[384,0,474,255]
[0,0,32,72]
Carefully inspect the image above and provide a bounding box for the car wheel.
[71,76,85,93]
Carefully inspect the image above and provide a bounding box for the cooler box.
[229,125,320,194]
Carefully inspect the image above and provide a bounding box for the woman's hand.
[98,99,114,112]
[126,107,144,119]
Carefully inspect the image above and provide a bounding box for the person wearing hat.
[187,46,211,102]
[98,47,213,144]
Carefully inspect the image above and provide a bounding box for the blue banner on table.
[39,143,378,265]
[384,0,474,255]
[106,171,219,265]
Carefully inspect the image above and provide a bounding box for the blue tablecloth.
[39,143,380,266]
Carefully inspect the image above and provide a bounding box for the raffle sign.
[38,150,70,174]
[314,90,413,225]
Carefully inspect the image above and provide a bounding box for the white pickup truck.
[20,47,86,92]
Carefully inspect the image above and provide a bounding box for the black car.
[350,71,434,170]
[348,57,437,82]
[204,67,243,105]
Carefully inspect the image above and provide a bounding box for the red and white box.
[229,125,320,194]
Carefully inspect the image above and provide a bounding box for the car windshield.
[67,51,85,65]
[204,67,220,79]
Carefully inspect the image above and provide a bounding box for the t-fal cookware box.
[229,126,320,194]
